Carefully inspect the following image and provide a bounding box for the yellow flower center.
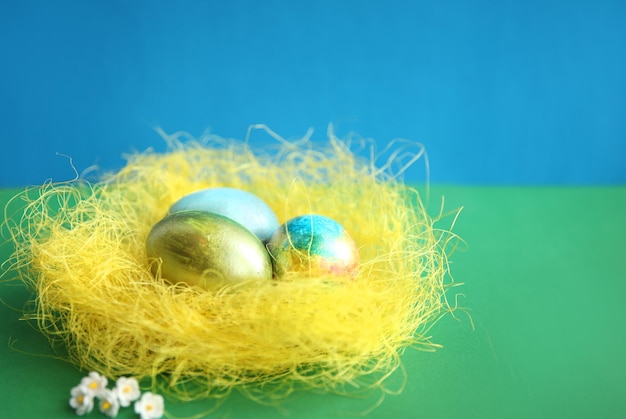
[77,395,84,404]
[123,386,131,394]
[102,401,111,410]
[89,381,98,389]
[146,404,153,411]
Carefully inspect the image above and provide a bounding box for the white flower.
[80,371,108,398]
[69,385,94,416]
[114,376,141,407]
[134,392,164,419]
[98,389,120,418]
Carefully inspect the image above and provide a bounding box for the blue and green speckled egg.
[267,214,359,277]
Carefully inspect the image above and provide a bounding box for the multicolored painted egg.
[168,187,279,243]
[146,210,272,289]
[267,214,360,277]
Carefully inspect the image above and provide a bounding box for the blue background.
[1,0,624,187]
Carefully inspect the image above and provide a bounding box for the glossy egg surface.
[267,214,359,277]
[146,210,272,289]
[169,187,279,243]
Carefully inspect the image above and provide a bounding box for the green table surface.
[1,185,625,418]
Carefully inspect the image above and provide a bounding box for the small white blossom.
[114,376,141,407]
[69,385,94,416]
[80,371,108,398]
[98,389,120,418]
[134,392,164,419]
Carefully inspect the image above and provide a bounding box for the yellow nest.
[5,128,457,403]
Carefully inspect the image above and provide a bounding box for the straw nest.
[3,126,459,403]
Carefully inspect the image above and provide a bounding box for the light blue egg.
[169,187,279,243]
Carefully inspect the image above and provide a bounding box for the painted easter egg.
[267,214,360,277]
[169,187,279,243]
[146,210,272,289]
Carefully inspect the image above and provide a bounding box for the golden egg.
[146,210,272,290]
